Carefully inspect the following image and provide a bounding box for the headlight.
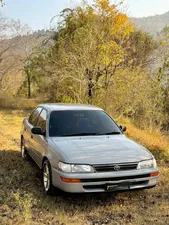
[58,162,72,172]
[58,162,94,173]
[137,159,157,169]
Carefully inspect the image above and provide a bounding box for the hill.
[0,30,53,94]
[131,11,169,35]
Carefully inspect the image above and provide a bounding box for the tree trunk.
[26,70,31,98]
[86,69,94,104]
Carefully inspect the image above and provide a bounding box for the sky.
[1,0,169,30]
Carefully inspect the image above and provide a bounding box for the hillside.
[0,31,53,94]
[131,11,169,35]
[1,11,169,94]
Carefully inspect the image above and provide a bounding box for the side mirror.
[119,125,127,132]
[31,126,44,135]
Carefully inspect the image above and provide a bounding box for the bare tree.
[0,17,47,97]
[0,13,16,90]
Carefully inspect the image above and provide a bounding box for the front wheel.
[43,160,55,195]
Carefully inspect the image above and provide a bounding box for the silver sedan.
[21,104,159,195]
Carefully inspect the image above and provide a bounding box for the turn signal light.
[150,172,159,177]
[61,177,81,183]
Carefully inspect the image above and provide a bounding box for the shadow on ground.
[0,150,120,221]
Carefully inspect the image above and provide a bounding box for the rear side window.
[29,108,42,126]
[37,109,47,133]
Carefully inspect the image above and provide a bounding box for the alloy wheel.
[21,139,28,160]
[43,162,51,192]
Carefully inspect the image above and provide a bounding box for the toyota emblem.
[114,165,120,171]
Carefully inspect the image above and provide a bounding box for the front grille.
[80,174,150,183]
[93,163,138,172]
[83,181,148,190]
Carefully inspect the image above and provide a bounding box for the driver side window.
[37,109,47,133]
[29,108,42,126]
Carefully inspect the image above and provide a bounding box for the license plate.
[106,185,119,191]
[106,182,130,191]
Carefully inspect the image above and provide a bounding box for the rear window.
[49,110,121,137]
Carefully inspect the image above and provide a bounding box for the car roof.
[39,103,103,112]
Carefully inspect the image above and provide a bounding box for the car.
[21,104,159,195]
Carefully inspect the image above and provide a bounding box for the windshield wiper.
[60,132,104,137]
[99,132,121,135]
[60,132,121,137]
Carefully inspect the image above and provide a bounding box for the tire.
[42,159,55,195]
[21,137,29,160]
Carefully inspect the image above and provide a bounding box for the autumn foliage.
[15,0,169,130]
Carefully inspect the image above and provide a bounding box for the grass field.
[0,110,169,225]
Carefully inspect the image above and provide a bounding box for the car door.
[25,107,42,161]
[30,109,48,167]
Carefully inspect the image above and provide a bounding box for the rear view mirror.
[119,125,127,132]
[31,126,44,135]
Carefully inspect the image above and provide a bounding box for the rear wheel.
[43,159,55,195]
[21,138,29,160]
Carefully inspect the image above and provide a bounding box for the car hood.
[51,135,152,164]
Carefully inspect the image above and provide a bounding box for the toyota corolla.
[21,104,159,195]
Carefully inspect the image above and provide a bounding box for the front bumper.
[51,167,159,193]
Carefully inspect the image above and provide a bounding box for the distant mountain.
[130,11,169,35]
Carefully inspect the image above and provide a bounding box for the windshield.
[49,110,121,137]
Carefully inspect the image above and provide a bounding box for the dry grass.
[120,117,169,164]
[0,95,39,110]
[0,110,169,225]
[124,119,169,153]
